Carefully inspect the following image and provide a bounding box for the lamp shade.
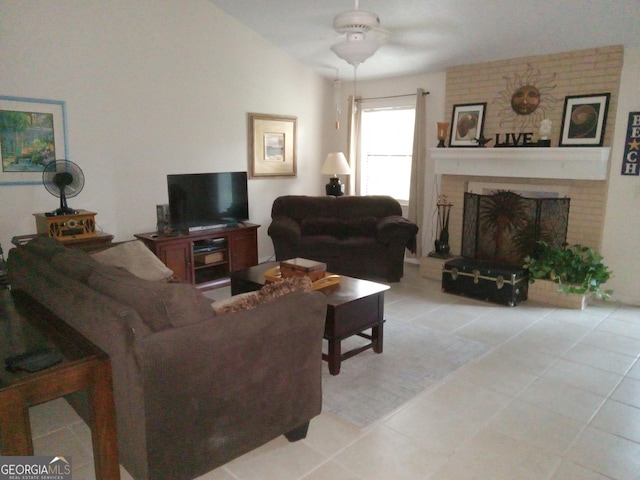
[321,152,351,176]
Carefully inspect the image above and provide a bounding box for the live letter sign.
[621,111,640,176]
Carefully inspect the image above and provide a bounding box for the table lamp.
[321,152,351,196]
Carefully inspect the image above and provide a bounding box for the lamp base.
[325,177,344,196]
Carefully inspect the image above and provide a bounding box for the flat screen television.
[167,171,249,231]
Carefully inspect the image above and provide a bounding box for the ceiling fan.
[330,0,389,68]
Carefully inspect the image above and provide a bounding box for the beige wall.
[601,48,640,305]
[1,3,637,304]
[0,0,340,260]
[445,45,623,148]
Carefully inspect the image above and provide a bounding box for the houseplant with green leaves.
[523,241,613,300]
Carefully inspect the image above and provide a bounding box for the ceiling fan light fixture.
[330,35,380,66]
[333,10,380,34]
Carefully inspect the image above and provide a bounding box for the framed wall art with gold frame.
[248,113,297,178]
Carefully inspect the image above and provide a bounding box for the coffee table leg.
[372,321,384,354]
[327,338,341,375]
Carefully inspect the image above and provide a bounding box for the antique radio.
[33,210,98,241]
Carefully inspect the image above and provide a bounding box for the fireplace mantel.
[431,147,610,180]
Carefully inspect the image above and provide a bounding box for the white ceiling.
[208,0,640,81]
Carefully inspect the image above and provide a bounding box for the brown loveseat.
[7,237,327,480]
[268,195,418,282]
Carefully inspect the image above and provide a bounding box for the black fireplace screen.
[462,191,570,266]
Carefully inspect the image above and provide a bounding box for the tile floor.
[29,264,640,480]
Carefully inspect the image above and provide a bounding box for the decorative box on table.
[442,258,528,307]
[280,258,327,282]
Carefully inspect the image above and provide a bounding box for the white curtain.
[346,95,362,196]
[408,88,427,257]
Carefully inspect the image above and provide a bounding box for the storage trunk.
[442,258,528,307]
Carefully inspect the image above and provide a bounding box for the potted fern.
[523,241,613,308]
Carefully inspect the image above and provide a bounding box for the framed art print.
[449,103,487,147]
[248,113,297,178]
[0,96,68,185]
[559,93,610,147]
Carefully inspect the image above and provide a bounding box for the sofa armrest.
[138,290,327,477]
[376,216,419,252]
[268,216,302,242]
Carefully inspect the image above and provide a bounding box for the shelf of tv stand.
[134,223,259,290]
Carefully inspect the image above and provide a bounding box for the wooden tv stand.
[135,223,259,290]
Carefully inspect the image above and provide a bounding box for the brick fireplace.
[419,146,612,281]
[421,45,622,275]
[434,147,611,255]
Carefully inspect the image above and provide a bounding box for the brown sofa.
[7,237,327,480]
[268,195,418,282]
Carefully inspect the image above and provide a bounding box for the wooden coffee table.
[0,288,120,480]
[230,262,390,375]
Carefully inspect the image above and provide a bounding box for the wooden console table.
[0,289,120,480]
[12,232,114,252]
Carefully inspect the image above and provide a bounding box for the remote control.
[5,348,64,373]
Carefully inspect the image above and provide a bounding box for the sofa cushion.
[212,276,312,314]
[301,217,377,239]
[92,240,174,281]
[343,216,377,237]
[301,218,342,237]
[334,195,402,218]
[51,248,101,283]
[271,195,402,221]
[89,265,214,331]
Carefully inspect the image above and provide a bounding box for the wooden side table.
[0,289,120,480]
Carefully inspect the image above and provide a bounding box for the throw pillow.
[212,276,312,315]
[211,292,260,314]
[89,265,214,331]
[92,240,174,282]
[51,248,101,284]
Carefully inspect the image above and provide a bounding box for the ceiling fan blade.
[369,26,391,44]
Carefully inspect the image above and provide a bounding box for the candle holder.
[436,122,450,148]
